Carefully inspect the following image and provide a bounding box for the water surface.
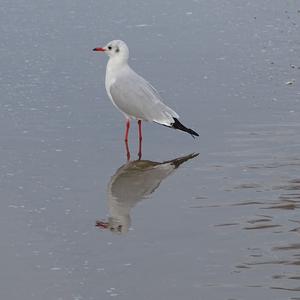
[1,0,300,299]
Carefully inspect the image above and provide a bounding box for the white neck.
[105,56,130,91]
[107,56,127,73]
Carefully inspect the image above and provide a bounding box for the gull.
[96,153,199,234]
[93,40,199,159]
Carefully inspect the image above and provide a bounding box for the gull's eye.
[108,46,112,50]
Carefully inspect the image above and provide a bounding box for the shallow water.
[1,0,300,299]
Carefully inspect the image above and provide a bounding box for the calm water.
[1,0,300,299]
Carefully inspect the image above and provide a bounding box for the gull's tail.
[171,118,199,138]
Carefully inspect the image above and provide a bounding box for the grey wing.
[110,73,179,125]
[108,160,176,203]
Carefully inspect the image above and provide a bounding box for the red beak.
[93,47,106,52]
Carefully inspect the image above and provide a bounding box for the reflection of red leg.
[124,119,130,142]
[138,120,142,160]
[125,139,130,161]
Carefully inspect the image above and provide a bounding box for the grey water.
[1,0,300,299]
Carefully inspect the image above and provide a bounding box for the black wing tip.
[172,118,199,137]
[165,152,200,168]
[190,130,199,137]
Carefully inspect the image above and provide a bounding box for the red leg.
[124,119,130,142]
[124,120,131,161]
[138,120,142,141]
[138,120,142,160]
[125,139,131,161]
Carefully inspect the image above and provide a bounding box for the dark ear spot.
[115,47,120,53]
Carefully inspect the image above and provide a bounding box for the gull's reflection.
[96,153,199,234]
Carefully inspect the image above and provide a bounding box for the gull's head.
[93,40,129,62]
